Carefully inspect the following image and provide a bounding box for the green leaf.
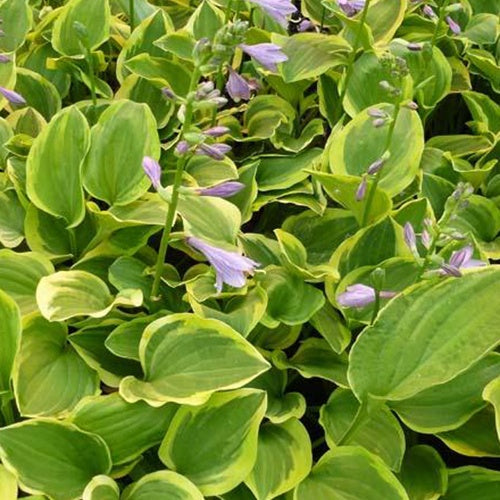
[104,316,153,361]
[398,445,447,500]
[462,91,500,135]
[27,106,90,228]
[320,389,405,471]
[365,0,407,44]
[83,100,160,206]
[257,148,322,192]
[0,189,25,248]
[312,172,392,226]
[329,105,424,197]
[294,446,408,500]
[349,267,500,402]
[390,354,500,433]
[120,313,270,406]
[442,466,500,499]
[273,338,348,386]
[36,270,143,321]
[463,14,499,45]
[0,463,17,500]
[70,393,176,465]
[122,471,203,500]
[52,0,111,56]
[0,420,111,500]
[0,0,32,52]
[0,250,54,316]
[177,193,241,246]
[310,301,351,353]
[245,419,312,500]
[437,407,500,457]
[159,389,267,496]
[276,33,349,83]
[483,376,500,440]
[82,475,119,500]
[260,267,325,326]
[0,290,21,395]
[185,0,224,40]
[13,315,99,417]
[189,286,268,337]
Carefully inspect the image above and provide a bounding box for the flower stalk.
[150,68,201,300]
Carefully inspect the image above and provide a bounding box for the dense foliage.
[0,0,499,498]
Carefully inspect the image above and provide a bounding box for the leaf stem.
[370,289,380,325]
[85,47,97,108]
[150,69,201,299]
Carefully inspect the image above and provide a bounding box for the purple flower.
[203,126,230,138]
[421,229,431,249]
[441,245,486,277]
[226,67,252,102]
[372,118,387,128]
[355,175,367,201]
[162,87,176,99]
[0,87,26,106]
[368,108,386,118]
[142,156,162,189]
[195,143,232,160]
[197,181,245,198]
[298,19,314,32]
[175,140,190,155]
[404,222,417,253]
[338,0,366,17]
[367,158,385,175]
[446,16,461,34]
[337,284,396,308]
[407,43,423,51]
[423,5,437,19]
[239,43,288,72]
[187,236,259,292]
[0,54,10,63]
[249,0,297,27]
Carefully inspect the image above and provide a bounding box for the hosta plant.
[0,0,499,499]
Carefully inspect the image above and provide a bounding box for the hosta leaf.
[277,33,349,83]
[442,466,500,499]
[294,446,408,500]
[36,270,143,321]
[349,267,500,402]
[26,106,90,228]
[122,471,203,500]
[70,393,176,465]
[83,100,160,206]
[483,376,500,440]
[159,389,267,496]
[82,475,119,500]
[319,389,405,471]
[245,419,312,500]
[398,445,447,500]
[52,0,111,57]
[329,105,424,197]
[0,420,111,500]
[0,250,54,316]
[437,407,500,457]
[390,353,500,433]
[0,464,17,500]
[120,313,270,406]
[13,315,99,417]
[0,0,32,52]
[0,290,21,395]
[0,189,25,248]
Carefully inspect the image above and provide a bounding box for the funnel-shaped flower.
[0,86,26,106]
[195,143,232,160]
[441,245,486,277]
[337,284,396,308]
[226,67,252,102]
[446,16,461,34]
[187,237,259,292]
[338,0,365,17]
[198,181,245,198]
[239,43,288,72]
[142,156,162,189]
[249,0,297,27]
